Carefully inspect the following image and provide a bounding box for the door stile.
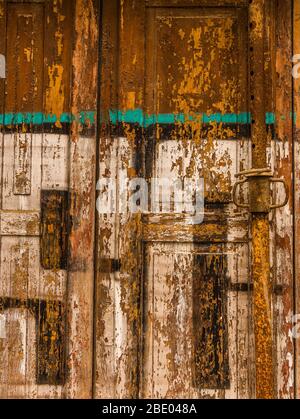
[274,0,294,399]
[94,0,119,399]
[294,0,300,400]
[65,0,99,399]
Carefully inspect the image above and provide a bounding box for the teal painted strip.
[60,112,73,123]
[0,110,292,127]
[109,109,144,125]
[265,112,275,125]
[111,110,253,126]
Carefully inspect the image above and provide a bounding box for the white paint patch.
[0,314,6,339]
[13,310,27,377]
[0,54,5,79]
[115,277,127,362]
[42,134,69,190]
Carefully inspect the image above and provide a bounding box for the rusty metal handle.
[270,178,289,210]
[232,179,249,209]
[234,168,272,178]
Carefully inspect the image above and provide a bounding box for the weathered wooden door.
[0,0,295,400]
[96,0,294,399]
[0,0,99,398]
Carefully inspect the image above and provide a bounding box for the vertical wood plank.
[193,255,229,390]
[117,0,145,398]
[5,4,44,116]
[274,0,294,399]
[294,0,300,400]
[40,190,69,270]
[44,0,73,131]
[65,0,99,399]
[1,2,43,399]
[0,1,6,398]
[95,0,119,398]
[40,0,72,399]
[0,0,73,399]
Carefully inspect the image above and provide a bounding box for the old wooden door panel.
[0,0,99,399]
[141,243,252,399]
[0,1,70,399]
[95,0,254,399]
[94,0,294,399]
[141,2,252,399]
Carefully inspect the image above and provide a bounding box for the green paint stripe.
[109,110,253,127]
[0,110,288,127]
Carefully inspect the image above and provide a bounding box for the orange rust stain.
[55,30,63,57]
[159,16,238,202]
[295,1,300,129]
[252,216,274,399]
[126,92,136,110]
[45,64,64,128]
[71,0,98,139]
[23,47,33,63]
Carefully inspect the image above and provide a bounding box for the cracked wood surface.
[0,0,297,399]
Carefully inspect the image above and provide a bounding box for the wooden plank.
[5,3,44,116]
[41,0,73,400]
[37,299,65,385]
[193,255,229,390]
[141,243,249,399]
[100,0,146,399]
[1,2,43,400]
[0,211,40,236]
[0,237,40,398]
[147,0,248,5]
[0,0,71,400]
[274,0,294,399]
[2,133,42,211]
[94,0,119,399]
[3,2,43,211]
[44,0,72,132]
[294,0,300,400]
[65,0,99,399]
[235,244,254,398]
[40,190,69,270]
[94,0,253,399]
[142,3,251,400]
[42,133,69,190]
[142,244,194,398]
[0,0,5,215]
[142,218,249,243]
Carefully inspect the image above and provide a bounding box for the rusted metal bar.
[249,0,274,399]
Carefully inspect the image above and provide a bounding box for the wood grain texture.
[193,255,229,390]
[40,190,69,270]
[0,0,73,400]
[274,0,294,399]
[0,0,297,400]
[95,0,254,400]
[65,0,99,399]
[294,0,300,400]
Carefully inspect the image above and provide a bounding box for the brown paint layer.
[40,190,69,270]
[193,255,230,390]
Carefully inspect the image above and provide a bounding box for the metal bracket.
[233,168,289,213]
